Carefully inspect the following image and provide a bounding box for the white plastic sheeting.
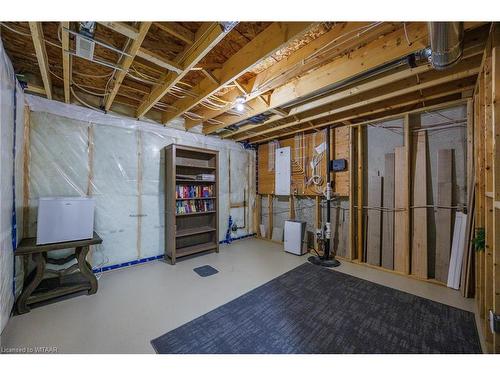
[0,38,24,333]
[25,95,255,269]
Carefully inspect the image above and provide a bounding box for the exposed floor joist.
[184,22,384,129]
[154,22,195,45]
[28,22,52,100]
[61,21,70,103]
[136,48,183,74]
[223,41,484,140]
[162,22,314,124]
[202,22,429,134]
[104,22,152,111]
[249,86,473,143]
[135,22,231,118]
[97,22,140,40]
[231,55,481,141]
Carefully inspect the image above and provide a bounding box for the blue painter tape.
[92,233,256,274]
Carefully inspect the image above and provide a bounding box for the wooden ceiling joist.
[154,22,195,45]
[230,55,481,141]
[184,22,378,129]
[28,22,52,100]
[135,22,231,118]
[161,22,314,124]
[136,48,183,74]
[248,84,473,143]
[253,96,470,144]
[97,22,139,40]
[61,21,71,103]
[104,22,152,111]
[202,22,429,134]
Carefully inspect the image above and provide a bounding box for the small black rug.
[151,263,481,354]
[193,265,219,277]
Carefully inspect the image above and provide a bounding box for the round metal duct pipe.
[428,22,464,70]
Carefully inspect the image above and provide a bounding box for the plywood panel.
[435,149,453,283]
[257,127,350,196]
[382,153,395,270]
[412,130,428,278]
[366,176,382,265]
[394,146,408,273]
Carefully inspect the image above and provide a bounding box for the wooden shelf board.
[176,226,216,237]
[176,242,218,257]
[176,164,216,170]
[176,197,216,201]
[176,178,216,183]
[176,210,216,217]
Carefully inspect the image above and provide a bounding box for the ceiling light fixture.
[235,95,245,112]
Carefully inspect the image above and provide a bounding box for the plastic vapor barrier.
[25,95,255,271]
[0,38,24,334]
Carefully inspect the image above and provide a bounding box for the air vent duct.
[76,22,96,61]
[428,22,464,70]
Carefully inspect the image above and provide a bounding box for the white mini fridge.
[36,197,95,245]
[284,220,307,255]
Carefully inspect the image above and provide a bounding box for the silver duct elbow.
[428,22,464,70]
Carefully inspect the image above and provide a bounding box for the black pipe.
[324,125,331,261]
[308,125,340,268]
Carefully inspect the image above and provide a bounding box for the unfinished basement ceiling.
[0,21,490,140]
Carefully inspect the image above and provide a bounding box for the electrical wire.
[0,22,62,49]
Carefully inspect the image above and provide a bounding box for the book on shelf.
[176,199,214,214]
[196,173,215,181]
[176,184,214,199]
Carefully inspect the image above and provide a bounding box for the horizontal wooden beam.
[98,22,139,40]
[232,57,481,141]
[154,22,194,45]
[136,48,183,74]
[104,22,152,111]
[184,22,379,129]
[136,22,230,118]
[203,22,429,134]
[29,22,52,100]
[249,84,473,143]
[224,35,485,140]
[24,83,46,95]
[162,22,313,124]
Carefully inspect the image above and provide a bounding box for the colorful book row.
[176,185,214,199]
[176,199,215,214]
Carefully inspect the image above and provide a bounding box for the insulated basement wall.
[24,95,255,270]
[0,38,24,334]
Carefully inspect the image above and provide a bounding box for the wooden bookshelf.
[164,144,219,264]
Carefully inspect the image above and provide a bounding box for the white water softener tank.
[36,197,95,245]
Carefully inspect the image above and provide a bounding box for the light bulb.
[235,102,245,112]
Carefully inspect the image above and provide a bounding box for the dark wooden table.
[15,232,102,314]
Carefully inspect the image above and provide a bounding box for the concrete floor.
[0,238,482,353]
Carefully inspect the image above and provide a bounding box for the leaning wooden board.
[382,153,395,270]
[411,131,428,278]
[366,175,383,266]
[435,149,453,283]
[394,146,408,273]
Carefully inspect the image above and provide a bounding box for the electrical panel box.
[275,146,291,195]
[331,158,347,172]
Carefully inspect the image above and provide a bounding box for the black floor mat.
[152,263,481,354]
[193,265,219,277]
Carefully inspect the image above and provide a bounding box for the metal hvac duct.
[428,22,464,70]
